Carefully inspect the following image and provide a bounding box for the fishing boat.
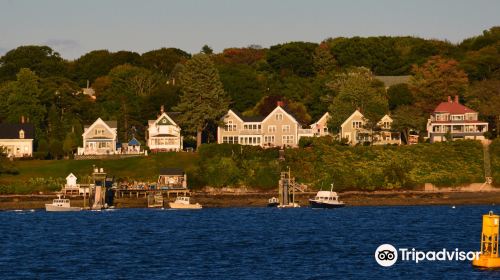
[168,196,202,210]
[45,194,82,212]
[267,197,279,207]
[309,185,345,209]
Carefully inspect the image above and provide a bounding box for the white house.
[427,96,488,142]
[78,118,118,155]
[146,106,183,152]
[0,123,34,157]
[310,112,331,137]
[340,110,401,146]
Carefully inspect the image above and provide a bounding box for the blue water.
[1,206,500,279]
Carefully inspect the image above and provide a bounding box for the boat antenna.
[330,182,334,192]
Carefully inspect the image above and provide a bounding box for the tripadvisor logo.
[375,244,398,267]
[374,244,480,267]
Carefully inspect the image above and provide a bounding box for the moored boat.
[267,197,279,207]
[168,196,202,210]
[45,194,82,212]
[309,189,345,209]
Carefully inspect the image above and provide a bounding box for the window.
[382,122,390,129]
[275,113,283,121]
[224,121,237,131]
[282,125,290,133]
[95,129,105,135]
[19,130,24,139]
[222,136,238,144]
[352,121,362,129]
[268,125,276,133]
[264,135,275,144]
[282,135,294,144]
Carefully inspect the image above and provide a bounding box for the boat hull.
[267,202,279,207]
[45,204,82,212]
[168,202,202,210]
[309,200,345,209]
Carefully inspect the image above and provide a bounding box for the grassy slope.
[491,139,500,184]
[0,153,199,192]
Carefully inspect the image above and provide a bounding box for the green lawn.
[0,153,199,193]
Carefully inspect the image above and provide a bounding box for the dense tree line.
[0,26,499,159]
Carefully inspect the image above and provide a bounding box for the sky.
[0,0,499,60]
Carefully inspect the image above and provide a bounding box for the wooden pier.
[116,189,190,199]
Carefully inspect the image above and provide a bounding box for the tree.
[266,42,318,77]
[63,132,78,156]
[0,68,46,137]
[98,64,159,141]
[466,79,500,138]
[49,139,64,159]
[36,138,49,159]
[313,43,337,75]
[387,83,414,110]
[0,45,67,82]
[248,96,312,125]
[140,48,190,76]
[201,45,213,55]
[460,43,500,81]
[217,63,264,112]
[173,53,230,147]
[409,56,469,113]
[391,105,427,144]
[327,67,388,132]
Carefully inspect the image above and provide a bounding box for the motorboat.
[267,197,279,207]
[45,194,82,212]
[309,187,345,209]
[168,196,202,210]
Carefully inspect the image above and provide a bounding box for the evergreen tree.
[173,54,230,147]
[62,132,78,156]
[3,68,46,137]
[313,43,337,75]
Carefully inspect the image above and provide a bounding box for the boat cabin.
[314,191,340,201]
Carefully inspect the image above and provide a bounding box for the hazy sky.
[0,0,498,60]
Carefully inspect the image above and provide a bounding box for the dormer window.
[19,129,24,139]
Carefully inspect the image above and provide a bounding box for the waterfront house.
[77,118,118,155]
[0,123,34,157]
[373,114,401,145]
[340,111,401,146]
[217,102,317,148]
[157,168,187,189]
[310,112,331,137]
[426,96,488,142]
[124,137,142,154]
[339,110,370,145]
[146,106,183,152]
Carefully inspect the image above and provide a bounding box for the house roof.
[159,168,185,176]
[128,137,140,146]
[149,112,181,126]
[375,75,411,87]
[434,98,477,114]
[0,123,34,139]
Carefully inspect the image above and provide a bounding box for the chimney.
[454,95,459,103]
[447,96,452,102]
[86,80,90,89]
[160,105,164,114]
[21,115,25,124]
[277,101,284,107]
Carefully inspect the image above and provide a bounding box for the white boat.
[309,186,345,209]
[277,202,301,208]
[168,196,202,210]
[45,195,82,212]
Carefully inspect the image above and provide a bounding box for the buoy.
[472,211,500,268]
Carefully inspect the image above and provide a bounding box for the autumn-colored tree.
[215,47,265,65]
[409,56,469,113]
[466,79,500,138]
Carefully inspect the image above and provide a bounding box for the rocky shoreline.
[1,190,500,210]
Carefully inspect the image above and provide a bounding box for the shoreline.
[1,190,500,210]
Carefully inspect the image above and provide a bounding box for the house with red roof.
[426,96,488,143]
